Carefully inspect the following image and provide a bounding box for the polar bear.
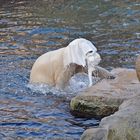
[30,38,114,89]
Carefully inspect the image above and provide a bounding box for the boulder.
[136,55,140,81]
[70,68,139,118]
[81,95,140,140]
[69,68,140,140]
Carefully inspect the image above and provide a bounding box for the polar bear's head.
[64,38,101,67]
[86,51,101,67]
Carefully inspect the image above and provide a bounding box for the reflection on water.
[0,0,140,139]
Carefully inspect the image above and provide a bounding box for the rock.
[81,95,140,140]
[70,68,139,118]
[136,55,140,81]
[70,68,140,139]
[70,94,122,118]
[81,128,107,140]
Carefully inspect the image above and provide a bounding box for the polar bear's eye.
[86,51,95,56]
[88,51,93,53]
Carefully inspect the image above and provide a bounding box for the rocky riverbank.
[70,67,140,140]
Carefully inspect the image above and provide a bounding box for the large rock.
[69,68,140,140]
[70,68,139,118]
[136,55,140,81]
[81,95,140,140]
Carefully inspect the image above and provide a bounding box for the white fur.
[63,38,97,67]
[86,52,101,87]
[30,38,101,89]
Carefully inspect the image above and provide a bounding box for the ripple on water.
[0,0,140,139]
[0,72,100,139]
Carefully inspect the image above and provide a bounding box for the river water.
[0,0,140,139]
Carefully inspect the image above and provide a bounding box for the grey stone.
[69,68,140,140]
[81,96,140,140]
[70,68,139,118]
[136,55,140,81]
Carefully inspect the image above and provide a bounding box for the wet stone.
[70,68,140,118]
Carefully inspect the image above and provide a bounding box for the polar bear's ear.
[63,38,98,67]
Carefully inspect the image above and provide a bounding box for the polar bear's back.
[30,48,65,86]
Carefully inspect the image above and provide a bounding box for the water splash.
[27,73,100,96]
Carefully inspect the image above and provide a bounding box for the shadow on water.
[0,0,140,139]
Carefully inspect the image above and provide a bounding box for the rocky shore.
[70,56,140,140]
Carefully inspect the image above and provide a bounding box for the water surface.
[0,0,140,139]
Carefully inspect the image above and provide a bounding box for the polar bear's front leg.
[55,71,70,89]
[55,64,76,89]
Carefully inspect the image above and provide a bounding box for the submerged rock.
[136,55,140,81]
[70,68,139,118]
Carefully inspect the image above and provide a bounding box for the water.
[0,0,140,139]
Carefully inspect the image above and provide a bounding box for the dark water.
[0,0,140,139]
